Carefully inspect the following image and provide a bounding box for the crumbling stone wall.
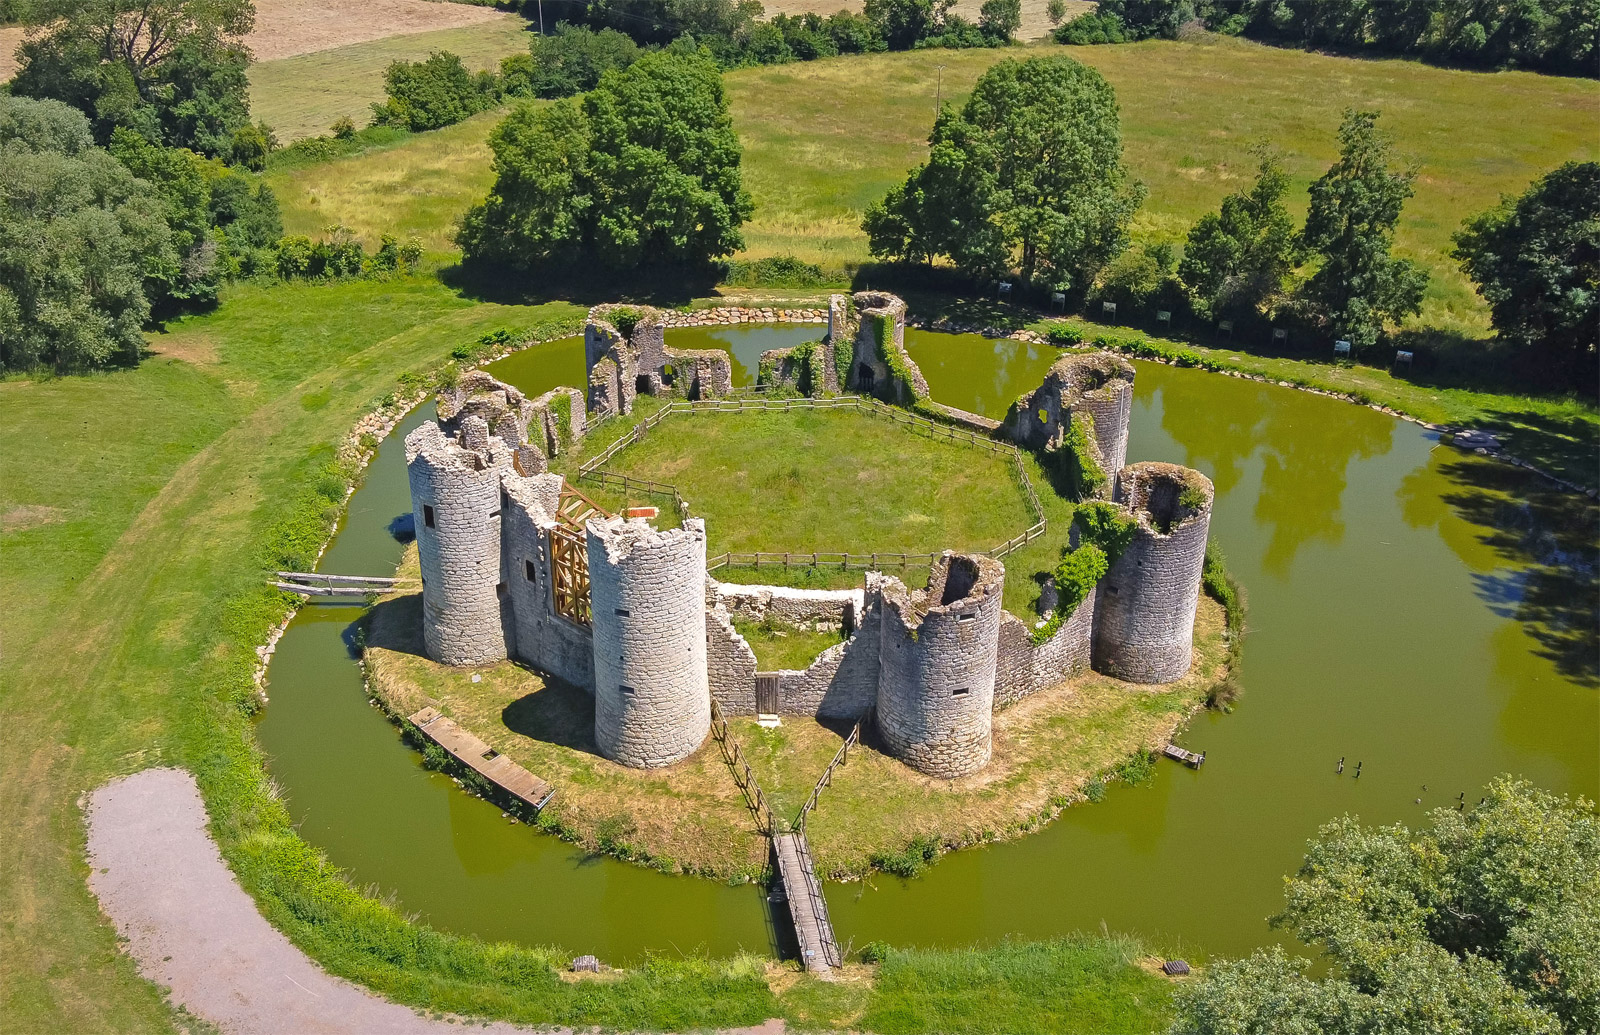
[705,579,861,629]
[1009,352,1135,492]
[502,473,595,689]
[1092,462,1213,683]
[876,553,1005,777]
[527,386,587,460]
[587,516,711,768]
[991,589,1096,707]
[844,292,929,404]
[405,418,516,666]
[584,305,733,408]
[706,607,758,715]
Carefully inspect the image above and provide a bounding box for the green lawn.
[591,407,1038,558]
[248,16,533,142]
[731,614,849,671]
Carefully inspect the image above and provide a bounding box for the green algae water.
[256,330,1598,963]
[661,323,825,386]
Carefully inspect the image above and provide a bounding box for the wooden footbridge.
[271,571,410,597]
[710,702,870,974]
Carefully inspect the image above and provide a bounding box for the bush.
[870,835,943,878]
[1043,322,1086,346]
[1053,10,1128,44]
[228,121,276,171]
[330,117,356,139]
[721,255,831,287]
[371,51,494,132]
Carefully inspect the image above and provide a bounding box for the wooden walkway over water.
[772,831,841,973]
[408,707,555,811]
[1162,743,1206,768]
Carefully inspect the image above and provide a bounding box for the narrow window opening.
[614,607,631,617]
[524,559,537,582]
[496,582,507,597]
[422,504,435,529]
[952,687,970,697]
[959,612,976,622]
[489,508,501,518]
[619,685,636,695]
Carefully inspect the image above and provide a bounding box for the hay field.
[1,0,512,82]
[249,17,531,141]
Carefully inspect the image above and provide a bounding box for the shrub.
[721,255,830,287]
[870,835,943,878]
[1053,10,1128,44]
[1043,322,1086,346]
[330,116,356,139]
[371,51,494,132]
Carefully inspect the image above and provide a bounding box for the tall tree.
[1299,109,1428,348]
[0,95,176,372]
[1453,162,1599,392]
[459,47,751,272]
[863,56,1144,290]
[863,0,954,48]
[1179,146,1296,319]
[10,0,255,159]
[1173,776,1599,1035]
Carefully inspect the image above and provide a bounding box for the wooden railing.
[709,698,774,836]
[793,707,872,834]
[574,394,1050,566]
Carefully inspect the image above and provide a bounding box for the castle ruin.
[403,294,1215,778]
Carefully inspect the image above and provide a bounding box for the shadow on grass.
[364,592,428,659]
[1434,456,1599,687]
[502,677,602,756]
[440,258,723,309]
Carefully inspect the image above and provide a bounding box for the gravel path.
[86,768,537,1034]
[86,768,792,1034]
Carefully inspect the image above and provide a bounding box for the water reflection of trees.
[1159,374,1393,575]
[1402,454,1599,687]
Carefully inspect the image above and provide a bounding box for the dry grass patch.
[248,0,510,62]
[366,544,1227,881]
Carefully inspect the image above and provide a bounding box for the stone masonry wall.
[502,473,595,690]
[876,554,1005,777]
[705,579,862,629]
[1092,462,1214,684]
[588,517,711,768]
[1009,353,1135,493]
[706,607,758,715]
[991,587,1096,708]
[405,420,513,667]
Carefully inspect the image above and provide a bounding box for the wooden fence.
[575,394,1050,566]
[794,707,872,834]
[709,698,774,836]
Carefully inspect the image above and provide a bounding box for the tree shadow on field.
[502,677,602,756]
[1409,455,1599,687]
[439,258,722,309]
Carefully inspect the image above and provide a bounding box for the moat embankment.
[254,330,1598,965]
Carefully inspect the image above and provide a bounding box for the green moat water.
[255,331,1598,964]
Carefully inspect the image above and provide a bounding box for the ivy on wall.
[1031,502,1137,644]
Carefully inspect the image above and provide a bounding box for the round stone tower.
[405,417,515,666]
[1010,352,1135,490]
[876,553,1006,778]
[587,516,710,768]
[1091,462,1214,683]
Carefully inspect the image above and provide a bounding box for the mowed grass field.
[249,16,532,141]
[261,35,1599,337]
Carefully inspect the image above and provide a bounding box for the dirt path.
[85,768,537,1034]
[86,768,793,1034]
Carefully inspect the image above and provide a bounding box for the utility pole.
[537,0,545,35]
[934,64,946,117]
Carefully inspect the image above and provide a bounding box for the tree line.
[1055,0,1597,79]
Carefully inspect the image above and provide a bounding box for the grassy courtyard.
[578,405,1040,558]
[364,547,1229,881]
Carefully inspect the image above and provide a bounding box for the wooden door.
[756,673,780,715]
